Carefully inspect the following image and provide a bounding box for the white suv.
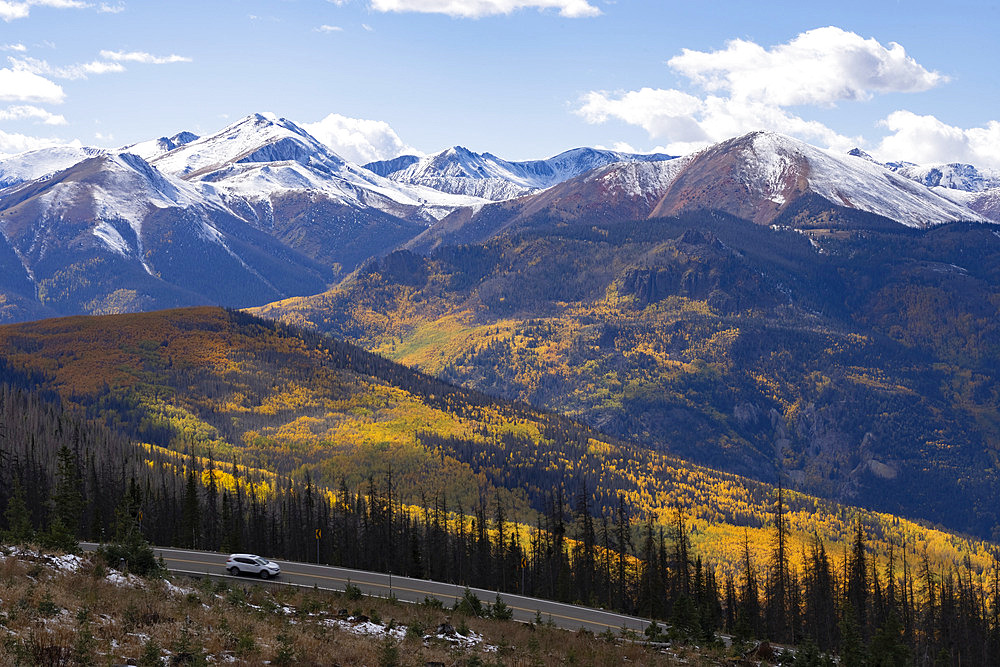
[225,554,281,579]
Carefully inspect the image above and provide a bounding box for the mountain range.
[1,115,998,325]
[365,145,675,201]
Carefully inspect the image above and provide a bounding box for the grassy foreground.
[0,545,743,666]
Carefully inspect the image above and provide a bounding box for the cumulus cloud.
[0,128,79,154]
[303,113,419,164]
[370,0,600,18]
[2,43,27,52]
[98,50,191,64]
[876,111,1000,169]
[577,27,942,154]
[0,67,64,103]
[0,104,66,124]
[0,2,30,20]
[669,26,943,106]
[578,88,859,155]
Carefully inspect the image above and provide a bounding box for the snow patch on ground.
[163,580,196,596]
[0,546,82,572]
[105,570,144,587]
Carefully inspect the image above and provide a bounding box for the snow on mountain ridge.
[725,132,988,227]
[885,161,1000,193]
[0,146,107,188]
[120,131,199,162]
[153,113,348,179]
[148,113,487,223]
[371,145,676,201]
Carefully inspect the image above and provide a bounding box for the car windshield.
[254,557,269,565]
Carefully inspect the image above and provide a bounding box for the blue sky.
[1,0,999,166]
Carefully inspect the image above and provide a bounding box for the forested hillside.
[1,307,1000,664]
[254,213,1000,540]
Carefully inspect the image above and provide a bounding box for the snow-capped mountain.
[0,150,329,320]
[0,119,995,324]
[410,131,989,252]
[0,146,107,188]
[0,112,493,321]
[847,148,1000,223]
[648,132,988,227]
[884,159,1000,193]
[405,157,689,253]
[153,113,484,222]
[120,131,199,161]
[367,146,675,201]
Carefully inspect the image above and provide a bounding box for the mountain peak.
[646,130,988,227]
[847,147,879,163]
[153,112,346,179]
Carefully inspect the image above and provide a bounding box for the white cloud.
[33,0,90,8]
[98,50,191,64]
[0,2,30,20]
[11,56,125,79]
[0,67,64,103]
[668,26,944,107]
[578,88,706,140]
[0,104,66,124]
[576,27,940,154]
[0,0,90,22]
[362,23,373,31]
[316,24,343,32]
[369,0,600,18]
[2,43,27,52]
[0,128,79,155]
[98,1,124,12]
[876,111,1000,169]
[303,113,420,164]
[595,140,673,156]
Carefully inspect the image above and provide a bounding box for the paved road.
[81,543,653,634]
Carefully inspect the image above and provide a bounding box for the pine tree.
[180,466,201,549]
[847,520,869,636]
[44,444,83,551]
[2,476,34,544]
[614,493,632,613]
[737,530,762,640]
[574,482,596,605]
[203,452,219,550]
[637,519,662,620]
[767,482,792,643]
[803,537,838,651]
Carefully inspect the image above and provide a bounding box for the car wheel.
[229,567,240,576]
[259,570,270,580]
